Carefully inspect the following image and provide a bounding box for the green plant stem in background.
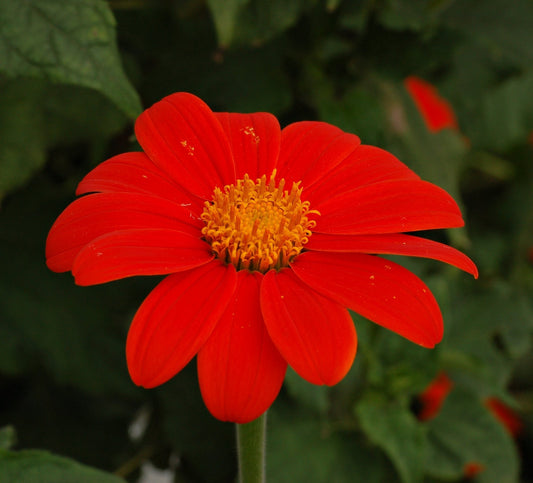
[237,413,266,483]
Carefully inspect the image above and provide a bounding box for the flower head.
[404,76,459,132]
[46,92,477,423]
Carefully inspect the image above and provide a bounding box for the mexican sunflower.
[46,92,478,423]
[404,76,459,132]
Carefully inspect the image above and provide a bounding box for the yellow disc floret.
[201,170,319,273]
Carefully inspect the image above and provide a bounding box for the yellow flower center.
[201,170,319,273]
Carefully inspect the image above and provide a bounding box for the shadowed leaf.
[0,0,141,117]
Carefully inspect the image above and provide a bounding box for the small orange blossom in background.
[418,372,522,437]
[407,77,524,479]
[46,92,477,423]
[404,76,459,133]
[418,372,522,478]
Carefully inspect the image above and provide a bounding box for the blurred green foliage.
[1,0,533,481]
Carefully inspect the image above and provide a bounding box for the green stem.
[236,413,267,483]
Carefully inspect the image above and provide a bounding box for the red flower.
[417,371,454,421]
[485,397,523,437]
[418,375,521,480]
[46,93,477,423]
[404,76,459,133]
[463,462,484,479]
[418,374,522,437]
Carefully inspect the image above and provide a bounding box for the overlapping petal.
[198,270,287,423]
[306,233,478,278]
[135,92,236,199]
[46,192,202,273]
[215,112,280,180]
[314,179,464,235]
[76,151,202,210]
[290,251,443,348]
[72,229,213,286]
[126,261,237,388]
[260,268,357,386]
[302,145,419,206]
[277,121,361,188]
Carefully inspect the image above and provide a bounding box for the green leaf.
[444,282,533,392]
[42,83,129,146]
[283,367,329,415]
[464,73,533,151]
[207,0,317,47]
[317,86,386,146]
[356,395,427,483]
[0,78,128,198]
[0,0,141,118]
[443,0,533,67]
[446,41,500,106]
[337,0,373,31]
[0,79,46,198]
[191,46,292,114]
[158,365,236,483]
[425,388,519,482]
[0,449,125,483]
[377,0,449,32]
[207,0,250,47]
[268,403,390,483]
[325,0,343,12]
[300,62,386,145]
[370,327,440,397]
[132,9,292,116]
[0,426,16,451]
[0,181,139,397]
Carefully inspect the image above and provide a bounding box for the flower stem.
[236,413,267,483]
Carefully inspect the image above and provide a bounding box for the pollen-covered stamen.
[201,170,319,273]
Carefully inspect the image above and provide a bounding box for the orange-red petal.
[260,268,357,386]
[418,372,454,421]
[463,462,484,478]
[404,76,459,133]
[126,261,237,388]
[197,270,287,423]
[277,121,361,188]
[135,92,236,199]
[76,151,202,209]
[306,233,478,278]
[302,144,419,206]
[215,112,280,181]
[485,398,523,437]
[291,251,443,348]
[45,193,201,273]
[314,179,464,235]
[72,229,213,286]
